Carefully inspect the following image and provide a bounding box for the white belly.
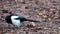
[11,16,20,27]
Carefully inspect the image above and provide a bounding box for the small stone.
[15,0,18,2]
[30,22,36,27]
[48,18,51,21]
[39,13,43,15]
[8,11,15,14]
[43,15,47,18]
[58,27,60,29]
[37,27,43,30]
[36,15,40,18]
[26,22,36,28]
[42,14,47,18]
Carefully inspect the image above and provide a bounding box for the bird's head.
[5,14,13,23]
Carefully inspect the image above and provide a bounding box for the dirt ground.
[0,0,60,34]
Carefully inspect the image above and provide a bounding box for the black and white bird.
[5,14,39,28]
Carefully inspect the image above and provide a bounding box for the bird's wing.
[15,16,25,20]
[15,17,40,22]
[15,17,27,22]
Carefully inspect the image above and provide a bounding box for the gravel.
[0,0,60,34]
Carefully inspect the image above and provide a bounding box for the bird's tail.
[25,19,40,22]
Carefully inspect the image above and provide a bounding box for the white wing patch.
[11,16,20,27]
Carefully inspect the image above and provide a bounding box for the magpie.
[5,14,40,27]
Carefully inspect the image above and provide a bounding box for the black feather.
[5,14,13,24]
[15,17,40,22]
